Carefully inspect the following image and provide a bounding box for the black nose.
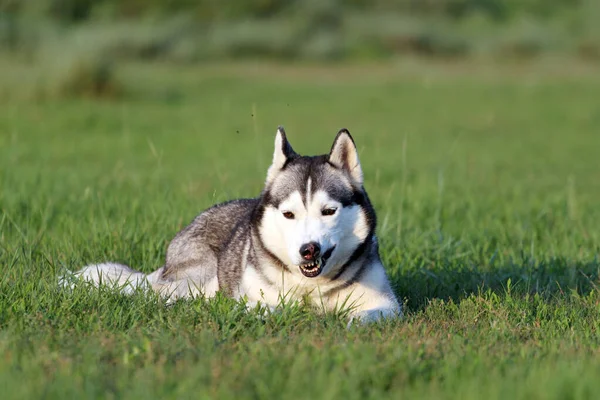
[300,242,321,261]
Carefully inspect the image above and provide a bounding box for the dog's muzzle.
[298,246,335,278]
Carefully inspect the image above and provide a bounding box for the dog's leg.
[333,264,402,326]
[158,223,221,302]
[347,306,401,326]
[149,266,219,303]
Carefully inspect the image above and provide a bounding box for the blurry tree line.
[0,0,584,23]
[1,0,598,61]
[0,0,598,99]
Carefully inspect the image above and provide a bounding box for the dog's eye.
[321,208,337,216]
[282,211,295,220]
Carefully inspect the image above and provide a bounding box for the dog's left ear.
[266,126,297,184]
[328,128,363,186]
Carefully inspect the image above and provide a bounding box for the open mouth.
[299,259,322,277]
[298,246,335,278]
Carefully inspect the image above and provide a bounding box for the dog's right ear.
[266,126,296,184]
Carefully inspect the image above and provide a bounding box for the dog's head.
[257,127,376,279]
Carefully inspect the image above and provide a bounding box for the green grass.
[1,60,600,399]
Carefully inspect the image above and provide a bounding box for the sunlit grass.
[1,61,600,398]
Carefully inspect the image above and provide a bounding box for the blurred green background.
[3,2,600,398]
[3,0,600,61]
[1,0,599,100]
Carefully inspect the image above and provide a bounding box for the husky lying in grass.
[67,127,401,324]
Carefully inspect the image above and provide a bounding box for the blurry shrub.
[47,0,96,22]
[574,0,600,60]
[299,31,346,61]
[0,51,123,102]
[57,58,122,98]
[29,30,126,100]
[96,17,198,61]
[577,41,600,60]
[494,18,563,58]
[344,13,469,58]
[0,11,18,50]
[205,19,297,60]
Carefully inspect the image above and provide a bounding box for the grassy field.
[1,60,600,399]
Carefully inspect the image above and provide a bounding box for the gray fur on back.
[162,199,258,291]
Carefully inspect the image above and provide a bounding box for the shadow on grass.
[391,258,600,312]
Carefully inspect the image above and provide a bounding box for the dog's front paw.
[347,308,402,328]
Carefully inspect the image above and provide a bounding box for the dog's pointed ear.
[266,126,296,184]
[328,128,363,185]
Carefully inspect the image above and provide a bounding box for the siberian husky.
[67,127,401,324]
